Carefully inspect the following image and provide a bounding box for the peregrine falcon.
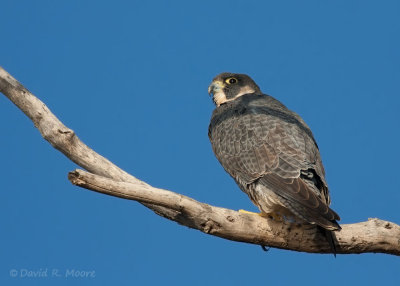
[208,72,341,254]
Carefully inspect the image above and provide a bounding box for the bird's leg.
[238,209,266,216]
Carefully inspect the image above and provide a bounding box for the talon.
[238,209,260,215]
[261,245,270,252]
[238,209,267,217]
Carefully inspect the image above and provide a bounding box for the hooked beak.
[208,80,224,96]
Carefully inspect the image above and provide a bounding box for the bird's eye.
[225,77,237,84]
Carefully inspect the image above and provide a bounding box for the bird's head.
[208,72,261,106]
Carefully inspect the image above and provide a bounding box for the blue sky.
[1,0,399,285]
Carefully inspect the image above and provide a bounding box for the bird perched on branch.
[208,72,341,255]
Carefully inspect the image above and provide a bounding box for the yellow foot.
[238,209,268,217]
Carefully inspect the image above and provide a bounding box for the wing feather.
[209,94,340,229]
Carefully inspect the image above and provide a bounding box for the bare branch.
[0,66,174,218]
[67,169,400,255]
[0,67,141,184]
[1,66,399,256]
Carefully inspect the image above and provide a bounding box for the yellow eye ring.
[225,77,238,84]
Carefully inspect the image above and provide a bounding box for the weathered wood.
[68,169,400,255]
[1,66,399,255]
[0,66,174,218]
[0,67,142,184]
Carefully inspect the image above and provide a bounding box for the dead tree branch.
[1,66,399,256]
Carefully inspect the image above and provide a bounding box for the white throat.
[213,86,256,106]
